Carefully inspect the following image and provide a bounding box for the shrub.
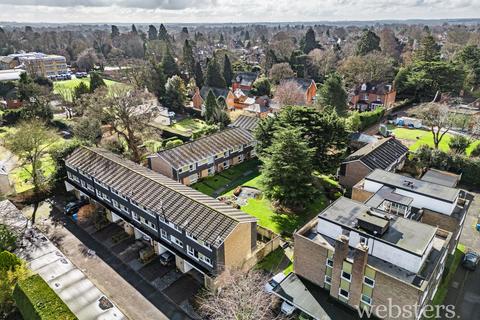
[413,145,480,188]
[13,274,77,320]
[0,224,17,252]
[0,251,21,271]
[2,108,23,125]
[164,139,183,149]
[357,107,385,131]
[0,261,30,317]
[448,135,471,154]
[470,143,480,157]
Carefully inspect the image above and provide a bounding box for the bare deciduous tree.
[87,87,159,163]
[273,80,306,107]
[419,103,454,149]
[269,63,295,84]
[197,269,283,320]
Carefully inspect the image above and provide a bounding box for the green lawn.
[241,192,328,235]
[1,127,67,193]
[192,159,260,197]
[192,159,330,235]
[391,127,479,155]
[256,247,293,275]
[171,118,207,133]
[53,77,124,102]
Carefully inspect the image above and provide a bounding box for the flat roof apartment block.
[289,197,451,320]
[352,169,469,255]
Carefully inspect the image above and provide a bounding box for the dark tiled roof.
[152,127,254,169]
[230,115,259,132]
[345,137,408,170]
[66,147,256,247]
[234,72,258,86]
[354,82,393,95]
[200,86,229,99]
[283,78,315,92]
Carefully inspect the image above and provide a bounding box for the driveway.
[443,266,480,319]
[443,191,480,319]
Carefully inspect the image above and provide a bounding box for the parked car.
[462,252,479,271]
[75,72,87,78]
[159,251,174,266]
[264,272,287,293]
[280,301,296,316]
[64,199,88,215]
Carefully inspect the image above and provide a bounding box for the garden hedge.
[12,274,77,320]
[358,107,385,131]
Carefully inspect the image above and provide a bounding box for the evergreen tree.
[206,58,227,88]
[256,106,349,172]
[414,34,441,62]
[265,49,277,72]
[131,24,138,34]
[162,48,180,78]
[148,25,158,40]
[164,75,187,113]
[182,39,196,78]
[303,27,317,54]
[181,27,189,35]
[223,55,233,87]
[251,77,272,96]
[254,116,276,157]
[318,73,348,116]
[194,61,204,88]
[204,90,218,122]
[89,72,106,93]
[356,29,381,56]
[73,82,90,101]
[244,30,250,41]
[219,33,225,44]
[111,25,120,39]
[260,128,316,211]
[147,63,167,101]
[158,24,169,42]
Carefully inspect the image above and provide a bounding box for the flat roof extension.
[366,169,460,203]
[319,197,437,256]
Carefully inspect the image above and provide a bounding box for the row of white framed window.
[325,258,375,287]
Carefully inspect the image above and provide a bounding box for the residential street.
[36,201,193,320]
[443,192,480,320]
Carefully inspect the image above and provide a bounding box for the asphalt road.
[443,265,480,320]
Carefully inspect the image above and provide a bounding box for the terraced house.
[274,197,451,320]
[148,127,256,185]
[64,147,257,287]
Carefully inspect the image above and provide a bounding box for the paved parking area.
[66,208,203,319]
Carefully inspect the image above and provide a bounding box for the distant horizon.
[1,1,480,25]
[1,17,480,27]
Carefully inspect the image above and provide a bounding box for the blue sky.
[0,0,479,23]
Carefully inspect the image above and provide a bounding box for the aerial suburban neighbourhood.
[1,2,480,320]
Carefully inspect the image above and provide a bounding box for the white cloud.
[0,0,478,23]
